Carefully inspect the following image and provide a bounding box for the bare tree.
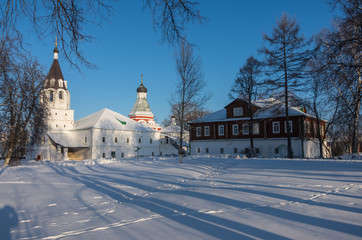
[0,36,47,166]
[229,56,263,156]
[1,0,205,69]
[315,0,361,154]
[260,14,313,158]
[171,40,210,163]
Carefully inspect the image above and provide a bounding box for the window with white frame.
[242,124,249,135]
[204,126,210,136]
[218,125,225,136]
[305,121,311,134]
[272,121,280,133]
[232,124,239,135]
[284,120,293,133]
[253,123,260,134]
[233,107,243,116]
[196,127,202,137]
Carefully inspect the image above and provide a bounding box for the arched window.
[49,91,54,102]
[59,91,63,100]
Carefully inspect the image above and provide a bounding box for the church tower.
[129,74,161,131]
[42,41,74,131]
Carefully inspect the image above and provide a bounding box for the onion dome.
[137,74,147,93]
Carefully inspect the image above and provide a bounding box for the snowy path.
[0,157,362,239]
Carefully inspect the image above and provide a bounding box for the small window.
[150,139,153,144]
[274,148,279,154]
[218,125,224,136]
[205,148,209,153]
[166,138,169,144]
[58,79,63,88]
[102,137,105,143]
[121,152,124,158]
[255,148,260,154]
[197,148,201,153]
[234,148,238,154]
[272,122,280,134]
[196,127,202,137]
[102,153,106,158]
[49,91,54,102]
[111,151,116,158]
[152,152,154,156]
[284,120,293,133]
[242,124,249,135]
[233,107,243,116]
[85,137,87,143]
[160,152,162,156]
[41,137,45,145]
[305,121,311,134]
[64,125,66,128]
[55,112,57,116]
[139,138,141,143]
[127,137,130,143]
[220,148,224,153]
[204,126,210,136]
[253,123,260,135]
[59,91,63,100]
[115,137,118,143]
[56,124,58,128]
[232,124,239,135]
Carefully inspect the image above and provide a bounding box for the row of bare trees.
[228,0,360,158]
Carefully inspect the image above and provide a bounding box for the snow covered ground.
[0,156,362,240]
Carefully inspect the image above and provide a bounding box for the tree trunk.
[3,145,14,166]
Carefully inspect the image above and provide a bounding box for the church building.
[31,44,180,161]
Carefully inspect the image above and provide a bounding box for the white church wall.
[89,129,161,159]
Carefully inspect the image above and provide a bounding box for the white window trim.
[218,125,225,136]
[233,107,243,117]
[272,121,280,134]
[284,120,293,133]
[232,124,239,135]
[242,124,249,135]
[253,123,260,135]
[196,127,202,137]
[204,126,210,136]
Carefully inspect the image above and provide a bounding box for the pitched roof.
[43,53,67,90]
[74,108,155,132]
[129,97,154,117]
[189,99,313,123]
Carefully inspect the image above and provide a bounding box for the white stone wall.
[189,138,319,158]
[89,129,161,159]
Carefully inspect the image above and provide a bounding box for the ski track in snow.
[2,157,362,240]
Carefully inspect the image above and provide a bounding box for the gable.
[225,99,260,119]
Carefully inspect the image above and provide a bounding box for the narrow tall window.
[102,153,106,158]
[115,137,118,143]
[253,123,260,135]
[242,124,249,135]
[205,148,209,153]
[232,124,239,135]
[102,137,105,143]
[59,91,63,100]
[150,139,153,144]
[139,138,141,143]
[127,137,130,143]
[204,126,210,136]
[85,137,87,143]
[220,148,224,153]
[196,127,202,137]
[49,91,54,102]
[272,122,280,134]
[284,120,293,133]
[218,125,224,136]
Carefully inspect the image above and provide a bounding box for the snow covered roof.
[48,132,87,148]
[74,108,155,132]
[189,99,313,123]
[161,124,181,133]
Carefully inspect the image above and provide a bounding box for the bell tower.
[129,74,161,130]
[42,40,74,131]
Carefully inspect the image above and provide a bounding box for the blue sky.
[27,0,338,124]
